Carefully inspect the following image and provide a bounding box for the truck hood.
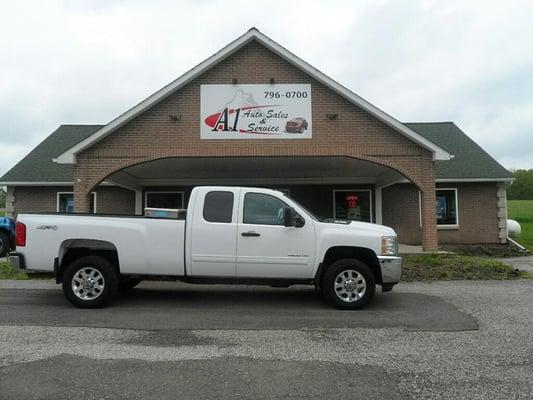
[319,219,396,237]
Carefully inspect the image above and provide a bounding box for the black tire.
[0,231,9,257]
[62,256,119,308]
[118,276,142,291]
[321,258,376,310]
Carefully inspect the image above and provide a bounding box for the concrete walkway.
[496,256,533,273]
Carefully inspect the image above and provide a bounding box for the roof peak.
[54,28,451,163]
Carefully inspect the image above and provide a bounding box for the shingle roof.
[405,122,513,180]
[0,122,512,184]
[0,125,102,183]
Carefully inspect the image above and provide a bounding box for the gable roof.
[54,28,451,164]
[406,122,513,181]
[0,122,511,185]
[0,125,102,184]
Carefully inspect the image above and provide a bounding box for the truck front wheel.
[62,256,118,308]
[321,258,375,309]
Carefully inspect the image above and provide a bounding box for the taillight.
[15,222,26,247]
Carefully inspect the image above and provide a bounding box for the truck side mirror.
[284,208,305,228]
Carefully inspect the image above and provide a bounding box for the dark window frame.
[57,192,97,214]
[436,188,459,228]
[203,191,234,223]
[332,189,373,223]
[144,191,185,210]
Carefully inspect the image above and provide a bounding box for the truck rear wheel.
[0,231,9,257]
[62,256,118,308]
[321,258,375,310]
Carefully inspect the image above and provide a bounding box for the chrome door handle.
[241,231,260,237]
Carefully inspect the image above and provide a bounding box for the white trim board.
[436,178,514,183]
[54,28,451,164]
[0,181,116,187]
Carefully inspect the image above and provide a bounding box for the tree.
[508,169,533,200]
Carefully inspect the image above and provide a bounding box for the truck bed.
[18,213,186,276]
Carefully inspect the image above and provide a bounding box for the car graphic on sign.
[285,117,308,133]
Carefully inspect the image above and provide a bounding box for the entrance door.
[236,191,315,279]
[190,188,240,276]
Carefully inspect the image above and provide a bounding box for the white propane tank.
[507,219,521,238]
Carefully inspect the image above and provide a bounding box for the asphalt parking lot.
[1,279,533,399]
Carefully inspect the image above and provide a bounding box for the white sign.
[200,84,312,139]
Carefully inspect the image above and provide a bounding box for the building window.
[243,192,289,226]
[145,191,184,210]
[57,192,96,213]
[203,191,234,223]
[333,190,372,222]
[436,189,458,227]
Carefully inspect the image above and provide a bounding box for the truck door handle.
[241,231,260,237]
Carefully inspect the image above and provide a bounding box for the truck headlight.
[381,236,398,256]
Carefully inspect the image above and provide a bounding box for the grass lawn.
[508,200,533,251]
[402,254,527,281]
[0,261,53,280]
[0,261,29,279]
[0,211,5,217]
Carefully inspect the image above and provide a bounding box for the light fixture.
[269,78,275,84]
[169,114,181,122]
[326,113,338,120]
[232,78,238,84]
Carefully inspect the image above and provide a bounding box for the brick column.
[497,183,508,244]
[420,182,438,252]
[5,187,15,218]
[73,182,91,213]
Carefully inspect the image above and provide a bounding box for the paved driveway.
[497,255,533,273]
[1,280,533,399]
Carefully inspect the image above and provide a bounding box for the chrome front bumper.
[378,255,402,284]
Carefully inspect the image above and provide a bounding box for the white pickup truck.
[10,186,402,309]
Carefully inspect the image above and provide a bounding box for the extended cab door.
[189,188,240,276]
[236,190,315,278]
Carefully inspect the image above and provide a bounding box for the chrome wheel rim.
[334,269,366,303]
[72,267,105,301]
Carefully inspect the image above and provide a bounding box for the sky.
[1,0,532,177]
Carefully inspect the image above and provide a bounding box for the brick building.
[0,29,513,251]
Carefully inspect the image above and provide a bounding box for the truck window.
[243,193,288,226]
[203,191,234,223]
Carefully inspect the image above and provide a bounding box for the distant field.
[508,200,533,251]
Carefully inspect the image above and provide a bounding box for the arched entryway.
[73,155,438,251]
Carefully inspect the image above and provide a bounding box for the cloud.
[1,0,532,176]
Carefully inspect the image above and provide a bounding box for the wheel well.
[318,246,382,285]
[56,239,119,283]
